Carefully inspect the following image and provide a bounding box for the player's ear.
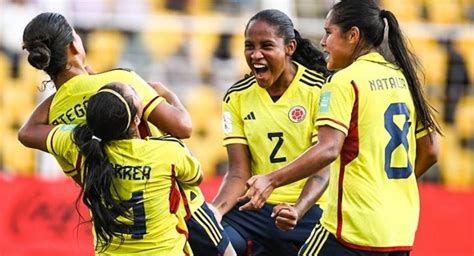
[347,26,361,45]
[69,40,79,54]
[286,39,297,56]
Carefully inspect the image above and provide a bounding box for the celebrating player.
[21,12,234,256]
[211,9,330,255]
[19,82,201,254]
[22,12,192,140]
[240,1,441,255]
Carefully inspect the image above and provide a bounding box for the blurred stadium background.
[0,0,472,255]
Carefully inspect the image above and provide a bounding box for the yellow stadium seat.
[3,129,35,175]
[439,115,474,187]
[188,0,212,15]
[405,32,448,98]
[17,55,42,85]
[0,52,11,83]
[185,86,226,176]
[190,30,220,76]
[381,0,422,22]
[455,96,474,140]
[459,149,474,186]
[3,81,35,127]
[141,15,186,61]
[86,30,125,72]
[423,0,464,24]
[146,0,166,13]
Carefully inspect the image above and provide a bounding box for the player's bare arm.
[415,132,439,178]
[211,144,252,221]
[271,169,329,231]
[147,81,192,138]
[239,126,344,210]
[18,94,55,152]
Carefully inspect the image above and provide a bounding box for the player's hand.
[207,203,223,223]
[237,175,274,211]
[148,81,172,100]
[271,203,298,231]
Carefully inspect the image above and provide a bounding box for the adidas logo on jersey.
[244,112,256,120]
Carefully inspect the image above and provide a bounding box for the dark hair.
[73,82,138,252]
[331,0,441,134]
[245,9,329,76]
[22,12,74,82]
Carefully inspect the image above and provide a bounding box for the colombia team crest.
[288,106,306,123]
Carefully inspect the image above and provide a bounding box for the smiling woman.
[241,1,442,255]
[210,9,331,256]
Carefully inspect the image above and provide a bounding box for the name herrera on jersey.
[113,164,151,180]
[369,77,407,91]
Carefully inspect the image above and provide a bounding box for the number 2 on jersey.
[268,132,286,163]
[384,103,412,179]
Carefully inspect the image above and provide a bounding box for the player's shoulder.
[147,135,185,148]
[97,67,134,74]
[223,74,256,103]
[327,67,353,87]
[298,66,326,89]
[94,68,137,80]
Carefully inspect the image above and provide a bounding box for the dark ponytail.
[22,12,74,82]
[293,29,330,76]
[381,10,441,134]
[331,0,441,134]
[73,82,138,252]
[245,9,329,76]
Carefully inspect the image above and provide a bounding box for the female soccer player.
[22,12,191,141]
[211,9,330,255]
[21,12,234,256]
[19,82,201,255]
[240,1,441,255]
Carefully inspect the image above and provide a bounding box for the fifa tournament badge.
[288,106,306,123]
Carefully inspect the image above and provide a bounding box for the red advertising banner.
[0,174,93,256]
[0,174,472,255]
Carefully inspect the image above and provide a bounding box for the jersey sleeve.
[414,119,431,139]
[222,95,247,146]
[46,124,81,176]
[122,71,165,121]
[315,77,355,136]
[174,144,202,185]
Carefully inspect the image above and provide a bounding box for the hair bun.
[27,42,51,70]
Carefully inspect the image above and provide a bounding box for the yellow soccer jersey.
[47,125,202,255]
[48,69,164,172]
[223,62,327,205]
[316,52,428,250]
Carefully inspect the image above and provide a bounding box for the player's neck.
[266,62,297,96]
[54,61,88,89]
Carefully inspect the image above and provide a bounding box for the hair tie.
[91,135,102,142]
[380,9,388,18]
[98,88,132,132]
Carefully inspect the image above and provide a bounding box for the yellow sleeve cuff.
[46,125,62,155]
[143,96,165,121]
[222,136,248,146]
[315,118,349,136]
